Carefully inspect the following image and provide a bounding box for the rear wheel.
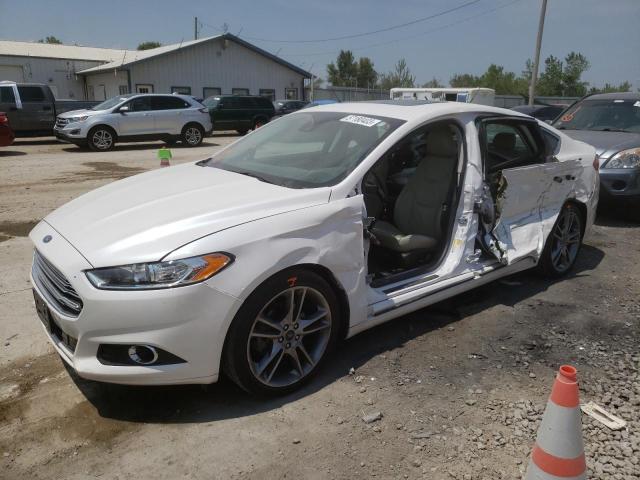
[87,126,116,151]
[223,269,340,396]
[538,203,583,277]
[236,129,249,135]
[181,124,204,147]
[252,117,268,130]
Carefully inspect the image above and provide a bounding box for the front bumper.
[599,168,640,201]
[54,123,88,144]
[29,221,240,385]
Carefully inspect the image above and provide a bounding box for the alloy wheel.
[247,286,332,388]
[185,127,202,145]
[92,130,113,150]
[550,207,581,273]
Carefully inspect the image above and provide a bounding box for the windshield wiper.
[596,128,630,133]
[236,171,275,184]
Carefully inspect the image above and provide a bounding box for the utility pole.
[528,0,548,106]
[194,17,198,40]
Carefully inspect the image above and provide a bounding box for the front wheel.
[87,126,115,151]
[538,203,583,277]
[252,117,268,130]
[181,124,204,147]
[223,269,341,396]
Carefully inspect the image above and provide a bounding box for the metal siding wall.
[0,55,102,99]
[127,39,304,98]
[84,71,128,100]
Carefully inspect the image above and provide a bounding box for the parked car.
[512,104,567,122]
[0,81,99,136]
[30,101,598,394]
[307,99,340,107]
[202,95,275,135]
[0,112,15,147]
[273,99,308,117]
[553,92,640,205]
[54,94,213,151]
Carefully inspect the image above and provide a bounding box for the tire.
[223,268,341,396]
[236,129,249,136]
[252,117,268,130]
[538,203,583,278]
[181,123,204,147]
[87,126,116,151]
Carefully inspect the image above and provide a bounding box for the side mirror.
[544,119,553,124]
[118,105,130,113]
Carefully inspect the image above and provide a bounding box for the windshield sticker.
[634,101,640,108]
[614,99,624,103]
[340,115,381,127]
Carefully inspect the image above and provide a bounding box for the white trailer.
[390,87,495,106]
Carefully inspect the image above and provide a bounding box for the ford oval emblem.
[43,235,52,244]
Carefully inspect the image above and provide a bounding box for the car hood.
[560,129,640,161]
[43,163,330,267]
[58,108,105,118]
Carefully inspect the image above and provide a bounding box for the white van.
[390,87,495,106]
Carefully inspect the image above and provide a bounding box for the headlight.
[603,148,640,169]
[86,253,233,290]
[68,116,89,123]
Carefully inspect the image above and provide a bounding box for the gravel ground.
[0,137,638,479]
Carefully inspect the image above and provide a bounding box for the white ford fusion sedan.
[30,100,598,395]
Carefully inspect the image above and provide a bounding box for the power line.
[239,0,482,44]
[279,0,525,58]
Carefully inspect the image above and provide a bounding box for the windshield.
[204,111,404,188]
[91,95,131,111]
[203,96,220,108]
[553,99,640,133]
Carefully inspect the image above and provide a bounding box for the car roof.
[307,100,528,121]
[583,92,640,101]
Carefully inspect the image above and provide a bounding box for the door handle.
[565,174,575,181]
[553,176,563,183]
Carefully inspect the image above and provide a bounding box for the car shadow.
[70,244,604,424]
[595,208,640,227]
[12,138,60,146]
[0,150,27,157]
[61,140,220,153]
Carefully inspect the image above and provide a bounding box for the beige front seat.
[371,126,458,260]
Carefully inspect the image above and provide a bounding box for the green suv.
[203,95,276,135]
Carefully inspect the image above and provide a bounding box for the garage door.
[0,65,25,82]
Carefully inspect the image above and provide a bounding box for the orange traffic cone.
[525,365,586,479]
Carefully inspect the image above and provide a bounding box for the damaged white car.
[30,101,599,395]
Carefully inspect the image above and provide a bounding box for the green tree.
[38,36,62,44]
[449,73,481,88]
[327,50,358,86]
[356,57,378,89]
[536,55,564,96]
[479,64,528,95]
[589,81,632,94]
[137,41,162,51]
[379,59,415,90]
[422,77,444,88]
[562,52,590,96]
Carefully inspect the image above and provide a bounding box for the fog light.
[127,345,159,365]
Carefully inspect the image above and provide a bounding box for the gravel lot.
[0,137,638,479]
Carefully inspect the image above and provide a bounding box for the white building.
[0,34,310,101]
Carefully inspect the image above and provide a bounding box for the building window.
[203,87,221,99]
[285,88,298,100]
[232,88,249,95]
[171,86,191,95]
[259,89,275,101]
[119,85,129,95]
[136,84,154,94]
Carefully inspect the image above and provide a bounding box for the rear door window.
[17,86,45,102]
[152,96,189,110]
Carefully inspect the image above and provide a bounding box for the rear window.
[17,86,46,102]
[553,99,640,133]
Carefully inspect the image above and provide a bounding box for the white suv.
[54,94,213,151]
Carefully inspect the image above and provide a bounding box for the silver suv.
[54,94,213,151]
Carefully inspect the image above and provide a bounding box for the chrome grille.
[55,117,69,128]
[32,250,83,317]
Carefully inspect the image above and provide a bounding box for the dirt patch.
[0,220,39,238]
[53,161,147,183]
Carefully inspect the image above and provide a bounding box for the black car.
[512,104,567,122]
[202,95,275,135]
[273,99,308,117]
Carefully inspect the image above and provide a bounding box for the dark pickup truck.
[0,81,99,136]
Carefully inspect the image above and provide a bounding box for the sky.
[1,0,638,90]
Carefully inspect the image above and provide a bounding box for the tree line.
[326,49,633,96]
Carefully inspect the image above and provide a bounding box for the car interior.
[363,121,464,284]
